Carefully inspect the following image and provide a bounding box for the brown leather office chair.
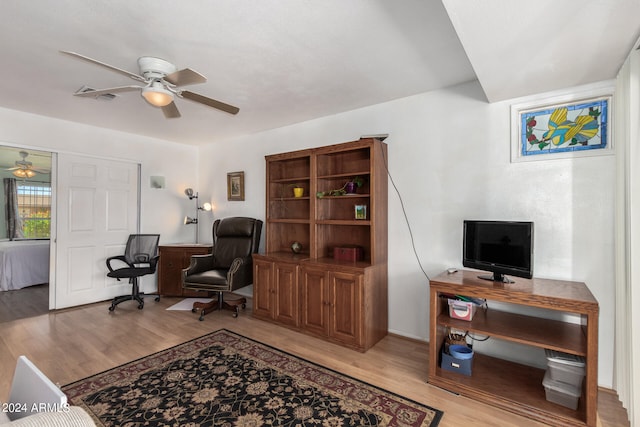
[182,217,262,320]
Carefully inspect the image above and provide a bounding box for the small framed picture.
[354,205,367,220]
[227,171,245,201]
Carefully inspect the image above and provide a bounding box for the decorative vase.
[293,187,304,198]
[345,182,357,194]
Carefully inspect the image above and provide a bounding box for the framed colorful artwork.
[227,171,245,201]
[511,87,613,162]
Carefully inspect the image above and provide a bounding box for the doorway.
[0,146,52,321]
[0,145,141,316]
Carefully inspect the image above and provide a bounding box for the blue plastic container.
[449,344,473,359]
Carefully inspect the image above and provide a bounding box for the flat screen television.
[463,220,534,282]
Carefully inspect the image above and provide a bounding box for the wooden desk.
[428,269,599,427]
[158,244,212,297]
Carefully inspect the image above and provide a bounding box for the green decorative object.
[316,176,365,198]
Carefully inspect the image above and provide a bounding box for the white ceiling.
[0,0,638,146]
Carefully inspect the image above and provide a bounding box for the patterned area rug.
[63,329,443,426]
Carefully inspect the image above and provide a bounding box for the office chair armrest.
[227,256,252,287]
[183,254,215,276]
[149,255,160,269]
[105,255,130,272]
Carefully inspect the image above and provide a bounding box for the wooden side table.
[428,269,599,427]
[158,244,212,297]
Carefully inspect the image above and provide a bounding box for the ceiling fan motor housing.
[17,151,32,166]
[137,57,177,82]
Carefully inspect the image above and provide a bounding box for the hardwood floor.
[0,296,629,426]
[0,284,48,323]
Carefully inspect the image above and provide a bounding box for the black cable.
[467,333,491,342]
[379,143,430,281]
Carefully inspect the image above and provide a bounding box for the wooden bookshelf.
[254,138,388,351]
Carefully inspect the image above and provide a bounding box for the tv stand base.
[477,273,514,283]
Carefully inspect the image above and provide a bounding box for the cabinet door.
[329,271,362,346]
[159,246,211,297]
[253,259,274,320]
[274,263,299,327]
[300,266,329,337]
[158,248,184,296]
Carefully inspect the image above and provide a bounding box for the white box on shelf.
[545,349,586,367]
[542,371,581,410]
[547,360,585,387]
[448,299,477,321]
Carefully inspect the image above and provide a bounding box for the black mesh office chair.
[106,234,160,311]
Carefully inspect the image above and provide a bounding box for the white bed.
[0,240,50,291]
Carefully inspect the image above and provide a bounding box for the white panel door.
[54,153,139,309]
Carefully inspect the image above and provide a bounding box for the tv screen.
[463,220,533,282]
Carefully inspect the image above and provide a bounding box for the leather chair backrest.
[212,218,261,268]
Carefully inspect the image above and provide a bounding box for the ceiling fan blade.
[180,91,239,115]
[162,102,181,119]
[60,51,145,82]
[164,68,206,86]
[73,85,142,98]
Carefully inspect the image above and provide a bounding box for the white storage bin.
[547,360,585,387]
[542,371,581,410]
[545,349,586,367]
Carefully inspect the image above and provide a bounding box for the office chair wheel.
[108,304,115,312]
[242,303,246,309]
[199,311,205,321]
[192,308,198,313]
[138,303,144,309]
[155,296,160,302]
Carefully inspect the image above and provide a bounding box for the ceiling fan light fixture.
[13,169,36,178]
[141,82,173,107]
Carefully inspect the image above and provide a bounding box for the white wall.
[198,80,616,388]
[0,106,201,292]
[0,107,200,243]
[0,79,618,388]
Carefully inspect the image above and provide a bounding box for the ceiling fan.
[60,51,240,119]
[6,151,49,178]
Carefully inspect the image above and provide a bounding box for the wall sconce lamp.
[184,188,212,243]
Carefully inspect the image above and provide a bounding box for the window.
[17,182,51,238]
